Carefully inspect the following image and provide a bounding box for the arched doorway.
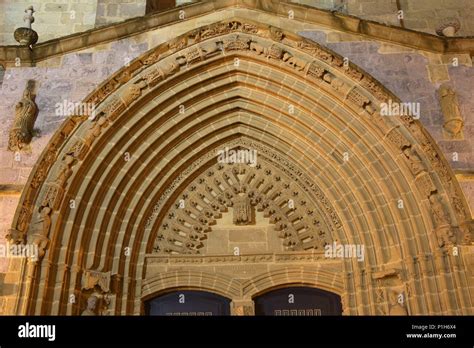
[145,290,231,316]
[254,286,342,316]
[3,19,472,316]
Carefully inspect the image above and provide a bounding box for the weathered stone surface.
[0,7,471,318]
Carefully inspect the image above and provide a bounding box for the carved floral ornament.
[8,19,472,250]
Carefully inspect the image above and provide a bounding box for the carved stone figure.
[438,84,464,139]
[306,62,326,79]
[8,80,38,151]
[429,194,451,227]
[6,228,25,244]
[402,146,424,175]
[249,42,283,59]
[250,41,265,55]
[387,290,408,315]
[81,295,98,316]
[435,227,456,248]
[30,234,49,259]
[201,41,223,58]
[386,128,410,150]
[83,270,111,293]
[223,36,250,51]
[347,88,370,109]
[324,74,349,94]
[55,155,75,187]
[120,80,147,106]
[13,6,38,47]
[415,173,436,198]
[37,206,52,236]
[436,18,461,37]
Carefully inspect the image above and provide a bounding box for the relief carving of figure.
[8,80,38,151]
[223,36,250,52]
[233,195,252,225]
[438,84,464,139]
[269,26,284,41]
[429,194,451,227]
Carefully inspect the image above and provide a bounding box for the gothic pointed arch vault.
[5,18,473,316]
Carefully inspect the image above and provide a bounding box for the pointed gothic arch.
[5,18,473,316]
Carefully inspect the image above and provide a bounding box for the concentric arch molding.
[5,18,473,316]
